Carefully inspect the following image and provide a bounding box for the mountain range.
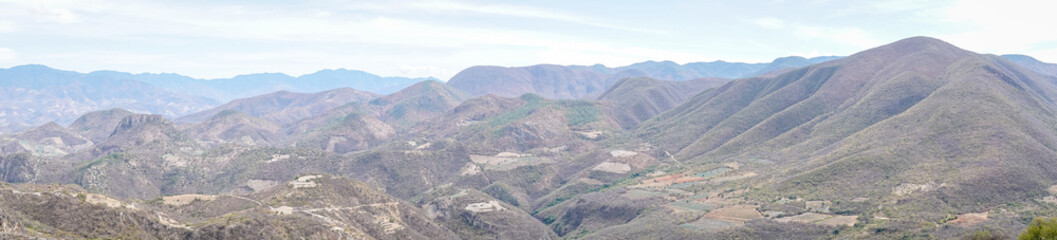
[0,57,840,134]
[447,56,839,99]
[1,37,1057,239]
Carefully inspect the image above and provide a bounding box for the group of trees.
[1018,217,1057,240]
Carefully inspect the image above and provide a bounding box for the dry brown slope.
[638,36,1057,219]
[176,87,379,126]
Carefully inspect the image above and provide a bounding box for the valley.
[1,37,1057,239]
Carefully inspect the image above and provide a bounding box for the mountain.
[287,103,396,154]
[183,110,282,147]
[1003,54,1057,77]
[616,56,839,81]
[637,36,1057,235]
[115,68,433,103]
[447,64,644,99]
[0,65,219,133]
[0,65,432,134]
[175,88,379,126]
[446,56,839,99]
[598,77,731,128]
[418,187,557,239]
[0,153,38,183]
[7,36,1057,239]
[75,114,203,199]
[0,122,92,157]
[68,108,136,143]
[367,80,471,127]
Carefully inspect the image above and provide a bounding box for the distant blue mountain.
[0,65,434,133]
[105,69,434,103]
[1002,54,1057,77]
[0,65,219,132]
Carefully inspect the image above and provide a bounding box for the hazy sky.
[0,0,1054,80]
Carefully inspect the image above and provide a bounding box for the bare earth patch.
[777,213,858,227]
[574,130,603,140]
[162,194,218,206]
[592,162,631,174]
[86,194,124,208]
[465,200,507,213]
[271,206,294,215]
[157,213,191,230]
[469,152,550,171]
[703,204,763,222]
[949,212,988,225]
[609,150,638,158]
[246,179,278,193]
[265,154,290,163]
[458,162,481,176]
[709,171,757,184]
[289,175,323,189]
[892,182,947,196]
[1043,196,1057,204]
[819,215,858,227]
[579,178,604,185]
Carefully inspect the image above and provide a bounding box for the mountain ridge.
[447,56,840,99]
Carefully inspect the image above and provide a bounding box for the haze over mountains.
[447,56,839,99]
[0,57,842,134]
[2,37,1057,239]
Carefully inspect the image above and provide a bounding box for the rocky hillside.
[0,175,458,239]
[68,108,136,143]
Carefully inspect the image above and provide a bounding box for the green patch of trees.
[1019,217,1057,240]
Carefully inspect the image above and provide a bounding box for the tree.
[1019,217,1057,240]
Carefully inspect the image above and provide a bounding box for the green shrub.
[1019,217,1057,240]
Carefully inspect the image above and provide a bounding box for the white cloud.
[752,17,785,29]
[410,1,665,35]
[796,26,881,48]
[0,48,16,61]
[940,0,1057,59]
[0,20,14,32]
[0,0,87,24]
[398,65,445,79]
[750,17,881,48]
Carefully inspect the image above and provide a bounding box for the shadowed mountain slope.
[598,77,731,129]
